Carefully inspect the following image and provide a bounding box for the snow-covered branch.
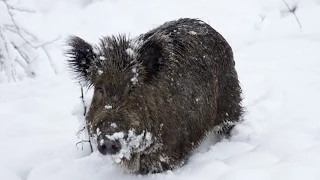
[0,0,60,82]
[281,0,302,29]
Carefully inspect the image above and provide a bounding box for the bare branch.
[1,0,35,13]
[12,42,30,63]
[0,0,60,80]
[10,66,16,81]
[3,25,16,33]
[8,6,36,13]
[15,57,28,69]
[33,36,61,48]
[2,0,60,47]
[2,0,33,44]
[2,25,37,41]
[76,127,86,136]
[19,28,38,41]
[42,47,59,74]
[76,140,91,150]
[0,27,16,81]
[281,0,302,29]
[0,29,11,60]
[80,84,87,116]
[79,84,93,153]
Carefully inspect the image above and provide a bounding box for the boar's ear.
[139,40,165,82]
[65,36,96,86]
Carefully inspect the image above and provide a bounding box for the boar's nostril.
[111,143,121,152]
[98,144,107,155]
[98,139,121,155]
[109,140,121,154]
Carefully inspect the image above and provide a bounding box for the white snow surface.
[1,0,320,180]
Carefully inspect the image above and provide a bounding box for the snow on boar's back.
[65,18,243,174]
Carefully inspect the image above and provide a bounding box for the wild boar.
[66,18,243,174]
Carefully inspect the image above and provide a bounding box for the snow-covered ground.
[1,0,320,179]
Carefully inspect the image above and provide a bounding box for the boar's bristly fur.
[66,18,244,175]
[65,36,96,86]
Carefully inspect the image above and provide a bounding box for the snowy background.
[1,0,320,179]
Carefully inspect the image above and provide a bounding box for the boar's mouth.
[96,129,154,163]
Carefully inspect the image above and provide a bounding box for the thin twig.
[80,84,87,116]
[14,57,27,69]
[88,136,93,152]
[12,42,30,63]
[77,127,86,134]
[10,65,16,81]
[4,0,60,47]
[42,47,58,74]
[33,36,61,48]
[76,140,91,150]
[2,0,34,45]
[2,25,37,41]
[7,5,36,13]
[2,0,36,13]
[0,27,16,81]
[281,0,302,29]
[0,28,11,60]
[79,84,93,152]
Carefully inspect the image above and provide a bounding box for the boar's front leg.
[139,153,174,175]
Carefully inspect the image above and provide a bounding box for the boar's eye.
[95,86,103,94]
[128,86,135,95]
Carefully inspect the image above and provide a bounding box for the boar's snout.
[98,138,121,155]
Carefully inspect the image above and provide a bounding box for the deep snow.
[1,0,320,179]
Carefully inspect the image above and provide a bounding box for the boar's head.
[66,35,165,159]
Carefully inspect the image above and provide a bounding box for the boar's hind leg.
[216,66,243,138]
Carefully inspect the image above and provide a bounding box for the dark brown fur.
[66,18,243,174]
